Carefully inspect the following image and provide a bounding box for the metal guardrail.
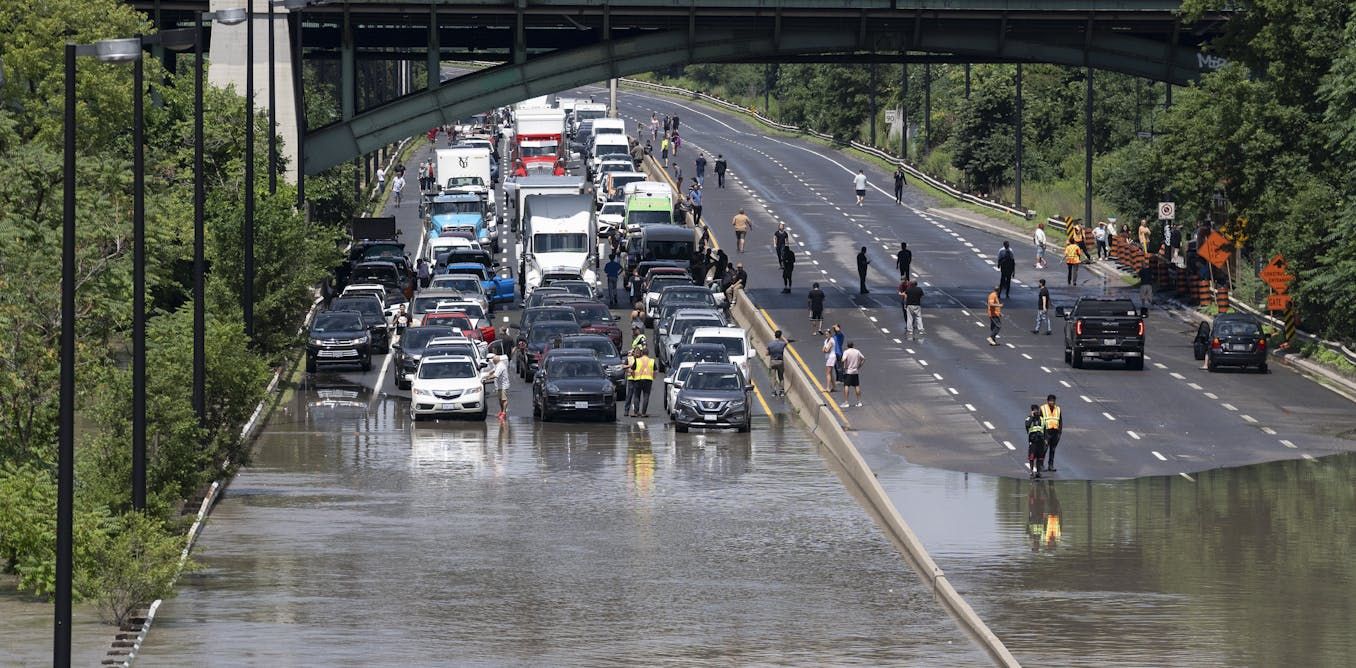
[618,77,1036,221]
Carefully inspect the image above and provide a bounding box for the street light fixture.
[59,36,140,667]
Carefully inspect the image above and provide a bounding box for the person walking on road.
[732,209,752,253]
[822,331,838,392]
[392,173,406,207]
[604,256,623,306]
[808,282,826,335]
[781,248,796,293]
[1033,222,1048,269]
[856,247,871,294]
[660,135,670,165]
[1040,394,1062,472]
[767,329,792,397]
[485,353,511,421]
[1064,238,1084,285]
[416,258,431,290]
[903,279,924,339]
[688,181,703,224]
[839,342,865,408]
[774,223,790,268]
[892,166,907,204]
[853,169,868,206]
[714,154,728,188]
[695,153,707,186]
[1026,404,1047,478]
[628,348,655,418]
[997,241,1016,300]
[986,286,1003,346]
[1033,279,1052,335]
[672,115,680,132]
[1093,222,1109,260]
[896,242,912,279]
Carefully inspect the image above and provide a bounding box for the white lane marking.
[1280,439,1297,448]
[1002,441,1016,450]
[1059,380,1071,388]
[1127,430,1141,440]
[1154,362,1168,369]
[1169,372,1185,380]
[1241,414,1258,423]
[947,387,959,395]
[932,373,944,381]
[1021,353,1032,360]
[965,403,976,411]
[918,359,929,366]
[1204,392,1218,399]
[868,316,878,323]
[1040,366,1052,373]
[1151,451,1167,461]
[1188,383,1202,390]
[1005,343,1016,349]
[905,348,915,354]
[881,328,890,334]
[1180,472,1195,482]
[1080,395,1093,403]
[961,309,971,316]
[893,338,903,344]
[1302,453,1316,461]
[982,420,995,430]
[1102,412,1116,421]
[1261,427,1277,435]
[1220,402,1238,411]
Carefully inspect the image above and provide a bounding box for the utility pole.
[1015,64,1023,210]
[869,62,877,146]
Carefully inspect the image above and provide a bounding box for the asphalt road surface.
[609,87,1356,480]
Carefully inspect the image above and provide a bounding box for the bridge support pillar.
[1015,64,1023,209]
[900,61,908,160]
[208,0,300,185]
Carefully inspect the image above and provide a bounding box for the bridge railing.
[618,77,1036,221]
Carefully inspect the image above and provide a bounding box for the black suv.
[331,295,391,353]
[390,325,458,390]
[672,362,752,433]
[307,310,372,372]
[1196,313,1269,373]
[531,350,616,421]
[1057,297,1148,370]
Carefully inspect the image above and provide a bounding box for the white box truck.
[435,146,496,211]
[513,108,567,173]
[521,193,598,293]
[510,174,586,233]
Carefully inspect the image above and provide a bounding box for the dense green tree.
[949,67,1017,193]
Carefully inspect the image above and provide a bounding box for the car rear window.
[418,360,477,379]
[695,336,745,357]
[1216,321,1263,337]
[1076,300,1139,317]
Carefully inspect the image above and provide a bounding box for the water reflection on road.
[135,380,983,665]
[860,436,1356,667]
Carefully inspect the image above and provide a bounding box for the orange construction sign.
[1196,231,1231,269]
[1267,294,1292,311]
[1259,254,1295,292]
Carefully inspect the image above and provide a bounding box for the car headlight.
[479,235,491,243]
[357,334,371,344]
[465,385,482,396]
[676,397,698,408]
[546,383,562,393]
[729,399,747,408]
[413,389,435,397]
[309,338,323,346]
[607,364,624,373]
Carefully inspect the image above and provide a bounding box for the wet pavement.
[134,381,985,665]
[0,582,114,666]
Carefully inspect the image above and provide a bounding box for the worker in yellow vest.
[1064,239,1084,286]
[1040,394,1063,472]
[627,349,656,418]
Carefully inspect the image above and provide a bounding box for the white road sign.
[1158,202,1176,220]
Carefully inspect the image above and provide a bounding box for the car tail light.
[1257,338,1267,350]
[1075,320,1084,336]
[1137,321,1145,336]
[1211,337,1222,350]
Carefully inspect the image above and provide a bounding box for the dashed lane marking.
[1102,412,1116,421]
[1152,451,1168,461]
[1127,430,1141,440]
[1280,439,1297,448]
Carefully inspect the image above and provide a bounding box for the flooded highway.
[134,376,985,665]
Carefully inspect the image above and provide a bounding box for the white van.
[687,326,750,381]
[591,118,627,137]
[590,134,631,172]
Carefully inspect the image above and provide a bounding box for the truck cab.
[1057,297,1149,369]
[427,193,498,253]
[521,193,597,294]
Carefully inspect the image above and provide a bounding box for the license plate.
[317,350,350,358]
[1102,338,1117,346]
[438,403,458,410]
[1231,344,1249,351]
[574,401,590,409]
[703,414,717,422]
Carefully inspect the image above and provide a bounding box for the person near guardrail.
[853,169,868,206]
[1138,218,1152,251]
[997,241,1016,300]
[896,242,912,278]
[1033,279,1052,335]
[1064,238,1085,286]
[714,154,728,188]
[856,247,871,294]
[1093,222,1109,260]
[808,282,826,336]
[893,167,907,204]
[1033,222,1048,269]
[767,330,791,397]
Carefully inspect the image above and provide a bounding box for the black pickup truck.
[1056,297,1149,370]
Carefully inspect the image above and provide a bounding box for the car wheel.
[477,403,488,420]
[737,420,751,433]
[1207,357,1218,372]
[1126,357,1144,370]
[606,408,617,422]
[361,356,373,372]
[1258,362,1269,374]
[305,355,317,373]
[1071,347,1084,369]
[1064,347,1072,364]
[675,423,690,433]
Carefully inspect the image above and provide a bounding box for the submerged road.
[136,133,987,664]
[612,88,1356,480]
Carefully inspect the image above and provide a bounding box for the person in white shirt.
[375,166,387,197]
[853,170,868,206]
[1033,222,1048,269]
[485,354,510,420]
[392,174,406,207]
[839,342,865,407]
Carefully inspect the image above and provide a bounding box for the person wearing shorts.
[808,282,825,335]
[732,209,752,253]
[767,330,791,397]
[853,170,868,206]
[838,341,864,407]
[822,333,837,392]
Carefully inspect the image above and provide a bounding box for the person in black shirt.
[714,154,728,188]
[856,247,871,294]
[903,280,925,339]
[893,167,906,204]
[774,223,790,268]
[808,282,826,335]
[714,249,729,283]
[781,248,796,293]
[997,241,1016,299]
[896,242,912,279]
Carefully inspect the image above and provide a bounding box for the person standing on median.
[986,286,1003,346]
[1041,394,1063,472]
[896,242,912,279]
[1033,278,1052,335]
[893,166,907,205]
[997,241,1016,300]
[808,282,826,336]
[774,222,790,268]
[714,154,728,188]
[767,329,792,397]
[853,169,868,206]
[903,279,925,340]
[839,342,865,408]
[732,209,752,253]
[822,331,838,392]
[856,247,871,294]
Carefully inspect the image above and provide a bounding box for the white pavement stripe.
[1261,427,1277,435]
[1221,402,1238,411]
[965,403,977,411]
[947,387,959,395]
[1127,430,1141,440]
[1002,441,1016,450]
[1040,366,1052,373]
[1080,395,1093,403]
[1241,414,1258,423]
[1204,392,1218,399]
[1152,451,1168,461]
[1302,453,1316,461]
[1154,363,1168,369]
[1021,353,1032,359]
[1280,439,1297,448]
[982,421,995,430]
[1102,412,1116,421]
[1059,380,1071,388]
[1170,372,1185,380]
[1180,472,1195,482]
[933,373,944,381]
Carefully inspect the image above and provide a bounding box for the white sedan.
[409,355,489,420]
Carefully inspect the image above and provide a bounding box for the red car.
[421,312,483,341]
